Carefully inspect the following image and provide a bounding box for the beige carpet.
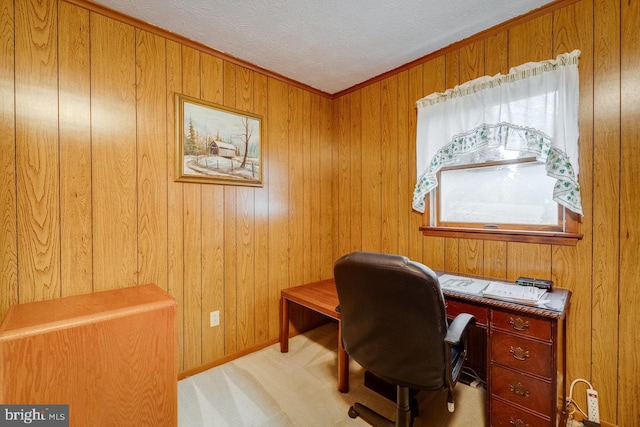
[178,322,486,427]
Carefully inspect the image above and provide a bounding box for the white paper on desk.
[439,274,490,295]
[482,282,546,304]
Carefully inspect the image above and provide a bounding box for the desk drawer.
[446,299,488,325]
[491,397,551,426]
[491,331,552,378]
[492,310,551,341]
[491,364,551,416]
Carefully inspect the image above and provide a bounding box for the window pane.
[439,162,558,226]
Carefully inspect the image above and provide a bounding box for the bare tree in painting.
[238,117,255,168]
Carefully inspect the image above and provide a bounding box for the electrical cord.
[567,378,592,419]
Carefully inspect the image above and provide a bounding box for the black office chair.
[334,251,475,427]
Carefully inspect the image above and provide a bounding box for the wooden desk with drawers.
[279,275,570,427]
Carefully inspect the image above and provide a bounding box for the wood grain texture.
[361,82,381,252]
[223,61,238,353]
[236,65,256,349]
[0,0,17,319]
[349,90,363,252]
[267,77,289,339]
[0,284,177,427]
[591,0,620,421]
[200,53,225,362]
[16,0,60,302]
[619,0,640,424]
[508,13,553,65]
[136,29,168,292]
[396,70,410,257]
[336,94,351,257]
[58,2,92,297]
[181,45,203,370]
[90,13,137,292]
[165,39,185,371]
[381,75,399,255]
[319,95,334,279]
[253,72,270,343]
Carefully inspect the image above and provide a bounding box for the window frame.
[420,158,582,246]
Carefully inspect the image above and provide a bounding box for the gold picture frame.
[175,93,263,186]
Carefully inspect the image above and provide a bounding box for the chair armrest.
[444,313,475,346]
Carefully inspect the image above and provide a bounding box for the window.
[413,51,583,245]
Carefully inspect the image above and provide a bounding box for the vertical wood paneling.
[136,29,168,291]
[222,61,238,353]
[591,0,620,420]
[381,75,399,255]
[181,45,202,370]
[58,2,92,297]
[200,53,225,361]
[397,70,409,257]
[484,31,509,75]
[619,0,640,424]
[288,86,304,291]
[319,96,334,278]
[506,242,551,282]
[236,66,256,349]
[165,39,185,371]
[90,13,137,292]
[253,72,269,343]
[337,95,351,257]
[361,82,381,252]
[0,0,17,319]
[16,0,60,302]
[267,78,289,339]
[303,92,314,283]
[553,0,598,417]
[308,94,321,280]
[349,90,362,252]
[508,14,553,64]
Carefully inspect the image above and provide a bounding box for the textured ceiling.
[91,0,553,94]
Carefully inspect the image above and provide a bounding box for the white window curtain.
[413,49,582,216]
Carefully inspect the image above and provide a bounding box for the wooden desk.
[279,276,570,426]
[279,279,349,392]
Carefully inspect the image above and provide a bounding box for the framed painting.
[175,94,263,186]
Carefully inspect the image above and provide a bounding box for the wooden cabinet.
[444,291,569,427]
[0,284,177,427]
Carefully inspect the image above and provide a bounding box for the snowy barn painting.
[175,94,262,187]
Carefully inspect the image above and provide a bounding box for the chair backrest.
[334,251,449,391]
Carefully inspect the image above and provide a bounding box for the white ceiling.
[92,0,553,94]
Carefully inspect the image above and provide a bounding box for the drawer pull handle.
[509,382,531,398]
[510,316,529,331]
[509,346,530,361]
[509,417,529,427]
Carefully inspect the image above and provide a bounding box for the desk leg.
[337,322,349,393]
[279,297,289,353]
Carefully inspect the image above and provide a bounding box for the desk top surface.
[282,273,571,321]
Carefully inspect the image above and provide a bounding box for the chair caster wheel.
[348,406,359,419]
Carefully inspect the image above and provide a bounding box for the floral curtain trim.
[416,50,580,109]
[412,123,583,215]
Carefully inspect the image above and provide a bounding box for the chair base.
[348,386,415,427]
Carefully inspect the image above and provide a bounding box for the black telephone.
[515,276,553,291]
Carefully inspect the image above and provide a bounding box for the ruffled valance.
[413,50,582,216]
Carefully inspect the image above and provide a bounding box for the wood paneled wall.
[0,0,334,375]
[332,0,639,424]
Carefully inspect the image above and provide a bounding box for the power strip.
[587,388,600,423]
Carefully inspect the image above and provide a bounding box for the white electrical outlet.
[210,310,220,327]
[586,388,600,423]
